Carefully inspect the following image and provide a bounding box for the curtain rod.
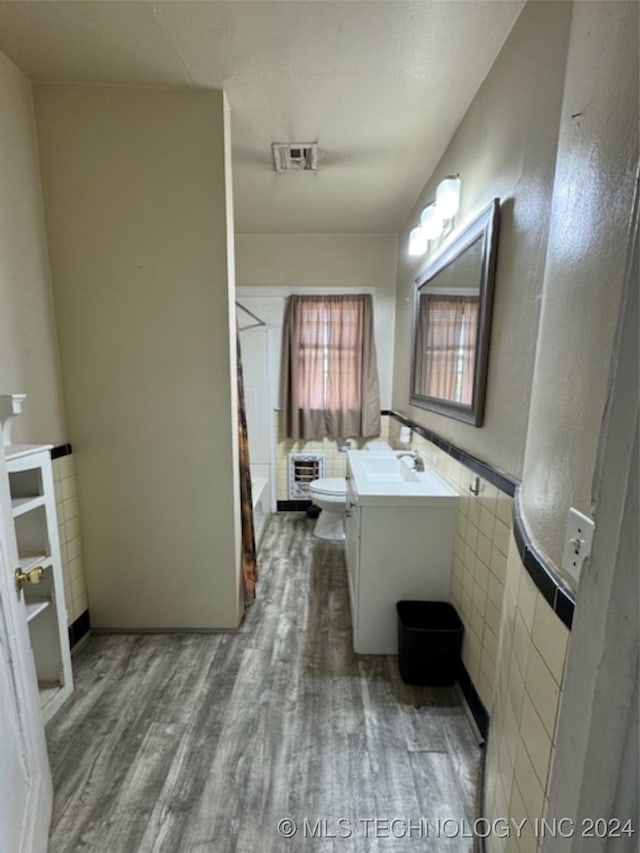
[236,286,375,298]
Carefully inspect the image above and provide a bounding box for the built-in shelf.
[11,495,45,518]
[17,553,51,573]
[38,683,60,713]
[25,599,51,623]
[6,444,73,724]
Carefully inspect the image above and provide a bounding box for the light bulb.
[420,203,443,240]
[436,175,461,220]
[408,226,427,257]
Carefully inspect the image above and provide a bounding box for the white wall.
[0,51,67,445]
[520,0,639,567]
[544,210,638,853]
[392,0,572,479]
[236,233,398,408]
[236,232,398,288]
[35,85,241,630]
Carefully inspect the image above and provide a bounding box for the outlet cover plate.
[562,507,595,583]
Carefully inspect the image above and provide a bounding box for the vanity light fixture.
[421,203,443,240]
[436,175,462,220]
[407,174,462,257]
[408,225,428,256]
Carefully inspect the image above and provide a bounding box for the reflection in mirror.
[410,199,500,426]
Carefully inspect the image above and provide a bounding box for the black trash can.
[396,601,464,686]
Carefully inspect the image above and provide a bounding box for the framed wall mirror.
[410,198,500,426]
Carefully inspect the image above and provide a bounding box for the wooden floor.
[47,513,481,852]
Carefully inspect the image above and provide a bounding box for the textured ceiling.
[0,1,525,233]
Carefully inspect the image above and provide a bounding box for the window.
[281,294,381,440]
[415,296,479,405]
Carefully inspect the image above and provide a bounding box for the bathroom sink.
[347,450,458,506]
[355,456,418,483]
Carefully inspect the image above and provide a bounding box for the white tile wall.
[52,453,89,627]
[485,538,570,853]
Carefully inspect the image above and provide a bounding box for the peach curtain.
[418,296,479,405]
[281,294,381,440]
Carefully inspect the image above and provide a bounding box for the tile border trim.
[50,443,88,647]
[458,661,489,740]
[383,410,517,497]
[512,487,575,630]
[68,609,90,649]
[51,443,73,460]
[277,499,312,512]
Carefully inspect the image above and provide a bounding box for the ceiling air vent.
[272,142,318,173]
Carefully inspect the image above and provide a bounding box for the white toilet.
[308,441,394,541]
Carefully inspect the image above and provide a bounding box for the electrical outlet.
[562,507,595,583]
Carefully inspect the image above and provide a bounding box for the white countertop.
[4,444,53,461]
[347,449,459,507]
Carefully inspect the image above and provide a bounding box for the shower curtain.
[237,331,258,606]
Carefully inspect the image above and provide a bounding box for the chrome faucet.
[395,450,425,471]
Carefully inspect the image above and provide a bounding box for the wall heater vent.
[288,452,325,499]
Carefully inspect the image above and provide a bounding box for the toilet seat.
[309,477,346,497]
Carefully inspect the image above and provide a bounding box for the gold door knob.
[15,566,45,594]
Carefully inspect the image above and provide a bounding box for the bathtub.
[251,475,270,548]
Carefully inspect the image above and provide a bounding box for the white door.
[0,446,52,853]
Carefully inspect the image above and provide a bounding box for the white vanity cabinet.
[344,472,361,625]
[6,445,73,723]
[345,452,458,655]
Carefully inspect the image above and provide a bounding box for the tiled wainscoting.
[485,538,569,853]
[51,448,90,644]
